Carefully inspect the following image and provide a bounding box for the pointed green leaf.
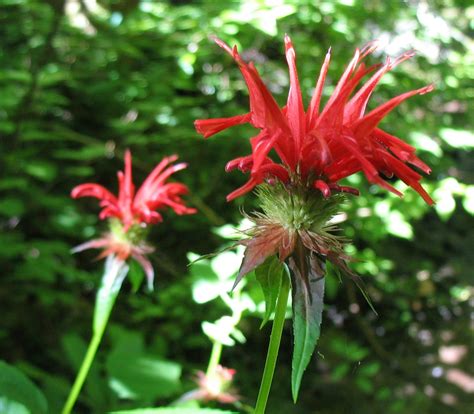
[288,254,325,402]
[255,255,284,328]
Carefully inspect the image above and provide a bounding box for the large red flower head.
[195,36,434,204]
[71,150,196,289]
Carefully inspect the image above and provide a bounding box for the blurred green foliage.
[0,0,473,413]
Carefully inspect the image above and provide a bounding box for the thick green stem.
[61,316,109,414]
[206,341,223,377]
[254,273,290,414]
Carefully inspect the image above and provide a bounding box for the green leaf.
[0,198,25,217]
[109,409,238,414]
[106,330,181,401]
[0,360,48,414]
[288,254,325,402]
[255,255,284,328]
[24,161,57,182]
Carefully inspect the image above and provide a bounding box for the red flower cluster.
[71,150,195,288]
[195,36,433,204]
[72,150,196,231]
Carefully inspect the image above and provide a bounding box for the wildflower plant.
[62,150,195,414]
[195,35,433,412]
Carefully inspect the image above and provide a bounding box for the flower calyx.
[234,181,351,289]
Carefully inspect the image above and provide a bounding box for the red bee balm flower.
[195,36,433,204]
[71,150,196,288]
[196,36,435,403]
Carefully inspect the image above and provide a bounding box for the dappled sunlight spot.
[439,345,468,365]
[417,329,434,346]
[431,366,444,378]
[445,369,474,393]
[441,392,458,405]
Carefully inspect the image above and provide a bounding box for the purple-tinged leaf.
[288,250,325,402]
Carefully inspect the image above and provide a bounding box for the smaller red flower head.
[186,365,239,404]
[71,150,196,289]
[72,150,196,230]
[195,36,434,204]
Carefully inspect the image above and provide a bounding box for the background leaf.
[0,361,48,414]
[106,330,182,401]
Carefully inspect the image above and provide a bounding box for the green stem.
[206,341,223,377]
[62,256,127,414]
[254,273,291,414]
[61,319,108,414]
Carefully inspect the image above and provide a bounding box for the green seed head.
[255,181,344,233]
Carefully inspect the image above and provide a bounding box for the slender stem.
[62,256,126,414]
[61,312,110,414]
[206,341,223,377]
[254,273,291,414]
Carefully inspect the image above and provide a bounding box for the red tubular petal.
[314,179,331,198]
[360,40,378,55]
[346,51,416,123]
[132,155,195,221]
[71,183,118,203]
[119,150,135,209]
[319,61,377,130]
[214,37,287,132]
[247,62,290,133]
[257,163,290,182]
[323,47,360,112]
[354,84,434,137]
[132,252,155,291]
[212,37,293,165]
[345,60,392,122]
[225,155,253,172]
[134,155,182,207]
[194,113,251,138]
[373,148,434,205]
[307,48,331,130]
[409,181,434,205]
[226,176,262,201]
[137,155,179,194]
[116,150,136,229]
[373,129,431,174]
[250,135,277,175]
[154,163,189,186]
[328,184,360,196]
[212,35,235,56]
[71,238,109,253]
[284,34,305,154]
